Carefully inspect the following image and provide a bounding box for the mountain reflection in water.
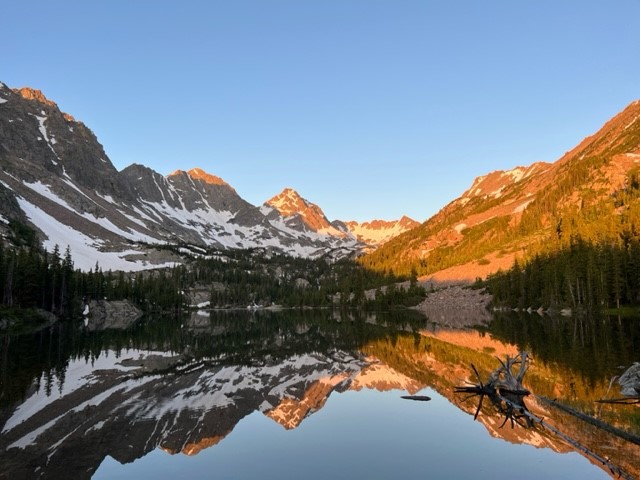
[0,310,638,479]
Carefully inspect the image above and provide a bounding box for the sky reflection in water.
[95,388,608,480]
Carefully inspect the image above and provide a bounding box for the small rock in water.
[401,395,432,402]
[618,362,640,397]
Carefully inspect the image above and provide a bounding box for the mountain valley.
[2,80,640,290]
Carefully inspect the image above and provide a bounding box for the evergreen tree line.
[486,235,640,310]
[190,252,425,309]
[0,243,77,317]
[0,238,425,320]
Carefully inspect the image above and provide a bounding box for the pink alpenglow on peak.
[344,216,420,246]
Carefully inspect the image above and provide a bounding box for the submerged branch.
[596,396,640,405]
[539,396,640,447]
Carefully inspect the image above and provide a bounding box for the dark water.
[0,310,638,479]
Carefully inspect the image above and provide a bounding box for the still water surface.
[0,310,638,479]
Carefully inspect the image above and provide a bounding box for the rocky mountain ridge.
[362,99,640,279]
[345,215,420,247]
[0,83,413,271]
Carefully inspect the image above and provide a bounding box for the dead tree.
[455,352,532,427]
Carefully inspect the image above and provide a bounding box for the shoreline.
[412,281,493,328]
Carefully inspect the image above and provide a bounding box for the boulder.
[86,300,143,331]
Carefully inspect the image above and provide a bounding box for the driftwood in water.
[455,352,532,427]
[401,395,431,401]
[596,396,640,405]
[455,352,634,480]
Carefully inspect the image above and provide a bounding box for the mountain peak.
[187,167,229,186]
[14,87,58,108]
[169,168,229,187]
[399,215,420,226]
[266,188,308,215]
[266,188,335,232]
[11,86,76,121]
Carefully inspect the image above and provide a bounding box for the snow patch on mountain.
[16,197,175,271]
[504,167,527,183]
[23,180,71,209]
[23,181,161,245]
[513,199,534,213]
[30,113,60,162]
[454,223,467,234]
[345,216,419,246]
[60,169,102,208]
[140,199,237,246]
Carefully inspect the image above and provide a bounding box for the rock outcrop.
[85,299,143,330]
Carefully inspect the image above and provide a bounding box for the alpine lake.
[0,308,639,479]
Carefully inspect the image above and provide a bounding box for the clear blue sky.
[2,1,639,222]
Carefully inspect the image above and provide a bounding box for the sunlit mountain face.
[363,100,640,280]
[0,310,638,480]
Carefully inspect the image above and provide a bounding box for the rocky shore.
[413,281,492,328]
[85,299,143,331]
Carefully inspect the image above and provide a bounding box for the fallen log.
[596,396,640,405]
[538,396,640,447]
